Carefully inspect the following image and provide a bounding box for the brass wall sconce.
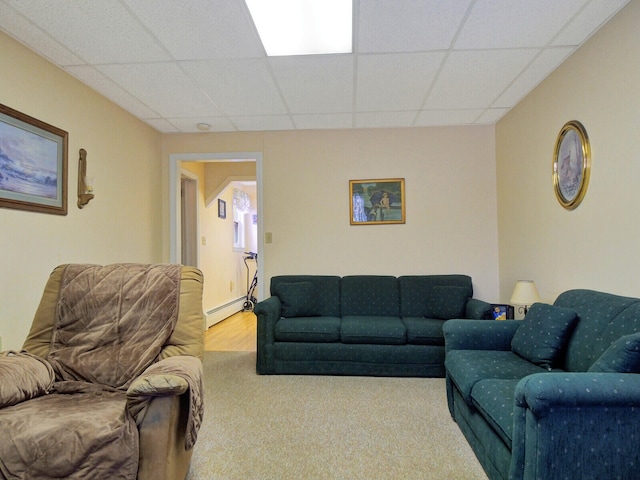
[77,148,94,209]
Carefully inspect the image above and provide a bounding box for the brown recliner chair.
[0,264,205,480]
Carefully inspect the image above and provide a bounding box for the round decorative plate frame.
[552,120,591,210]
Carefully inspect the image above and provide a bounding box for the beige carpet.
[186,352,488,480]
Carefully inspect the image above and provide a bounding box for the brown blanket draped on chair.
[0,263,205,480]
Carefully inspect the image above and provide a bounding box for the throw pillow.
[588,332,640,373]
[272,282,318,317]
[511,303,579,369]
[425,286,470,319]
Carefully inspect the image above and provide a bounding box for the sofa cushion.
[274,316,341,343]
[425,286,470,320]
[270,276,341,317]
[399,275,472,318]
[553,289,640,372]
[272,281,319,318]
[471,378,520,446]
[403,317,446,345]
[341,276,399,317]
[445,350,546,405]
[511,303,579,370]
[588,332,640,373]
[341,316,406,345]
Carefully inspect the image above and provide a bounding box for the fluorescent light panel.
[245,0,352,56]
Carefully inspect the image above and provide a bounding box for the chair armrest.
[0,351,54,408]
[510,372,640,480]
[254,296,282,374]
[127,355,203,450]
[443,319,520,353]
[465,298,493,319]
[127,372,189,397]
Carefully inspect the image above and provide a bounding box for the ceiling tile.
[6,0,170,64]
[356,52,444,112]
[355,111,418,129]
[0,3,84,65]
[181,59,287,116]
[168,116,237,133]
[65,65,160,119]
[415,109,486,126]
[230,115,295,132]
[454,0,586,49]
[144,118,181,133]
[123,0,263,60]
[493,47,574,108]
[552,0,630,46]
[292,113,354,130]
[0,0,630,132]
[269,55,354,114]
[476,108,509,124]
[97,63,221,118]
[424,49,539,110]
[358,0,473,53]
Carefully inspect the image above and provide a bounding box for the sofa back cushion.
[588,332,640,373]
[341,276,399,317]
[271,275,341,317]
[399,275,472,318]
[554,289,640,372]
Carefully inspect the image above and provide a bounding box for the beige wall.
[0,33,163,350]
[163,126,500,302]
[496,0,640,303]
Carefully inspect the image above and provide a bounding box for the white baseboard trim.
[205,297,245,328]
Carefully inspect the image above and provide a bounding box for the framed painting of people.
[350,178,405,225]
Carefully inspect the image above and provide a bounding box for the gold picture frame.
[350,178,405,225]
[552,120,591,210]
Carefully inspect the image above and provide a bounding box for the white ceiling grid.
[0,0,630,133]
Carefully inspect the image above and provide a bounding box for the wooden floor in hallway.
[205,310,257,351]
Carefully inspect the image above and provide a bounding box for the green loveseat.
[444,289,640,480]
[255,274,491,377]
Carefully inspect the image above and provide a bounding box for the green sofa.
[255,274,491,377]
[444,289,640,480]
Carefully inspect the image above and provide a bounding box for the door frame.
[169,152,264,301]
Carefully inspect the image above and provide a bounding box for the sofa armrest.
[443,319,520,353]
[465,298,492,319]
[255,296,282,374]
[0,351,55,408]
[510,372,640,480]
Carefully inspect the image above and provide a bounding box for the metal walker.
[242,251,258,311]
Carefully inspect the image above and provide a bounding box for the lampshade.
[510,280,541,306]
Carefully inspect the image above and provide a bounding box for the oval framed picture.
[552,120,591,210]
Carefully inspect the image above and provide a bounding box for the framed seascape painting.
[350,178,405,225]
[0,104,68,215]
[552,120,591,210]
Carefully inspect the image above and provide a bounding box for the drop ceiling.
[0,0,630,133]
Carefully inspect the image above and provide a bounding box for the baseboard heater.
[205,297,245,328]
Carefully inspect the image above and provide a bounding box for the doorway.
[169,152,265,323]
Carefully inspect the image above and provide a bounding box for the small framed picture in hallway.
[218,199,226,219]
